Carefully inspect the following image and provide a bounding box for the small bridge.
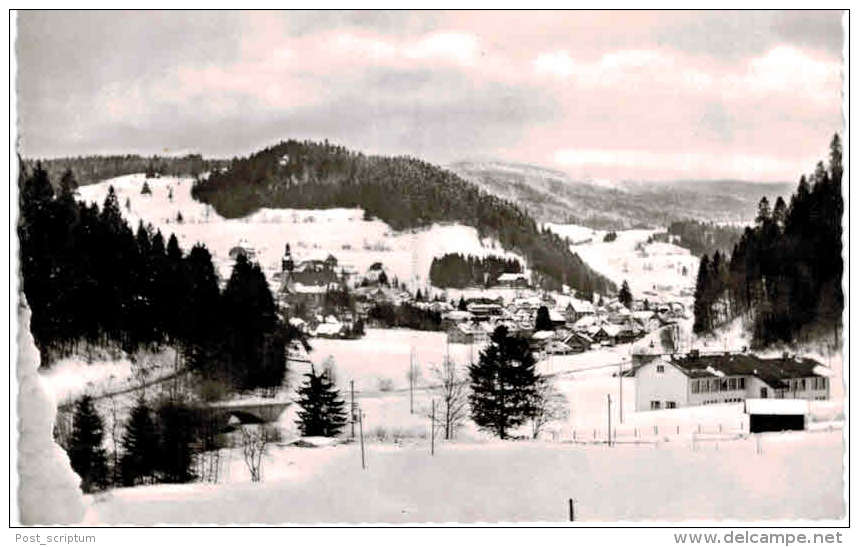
[205,399,292,426]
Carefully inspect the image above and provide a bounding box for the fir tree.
[156,401,198,483]
[221,253,286,389]
[618,280,633,309]
[534,305,552,331]
[119,397,160,486]
[67,395,109,492]
[468,326,541,439]
[141,180,152,195]
[693,254,712,334]
[294,367,348,437]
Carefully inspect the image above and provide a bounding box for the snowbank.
[15,300,86,524]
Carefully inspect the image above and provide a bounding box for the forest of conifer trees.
[17,163,295,390]
[693,134,843,348]
[429,253,523,288]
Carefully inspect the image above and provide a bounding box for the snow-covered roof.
[632,310,656,320]
[548,310,565,322]
[813,365,835,377]
[497,272,527,281]
[532,330,554,341]
[316,323,344,335]
[442,310,472,321]
[599,324,623,337]
[568,299,595,313]
[292,283,329,294]
[745,398,809,415]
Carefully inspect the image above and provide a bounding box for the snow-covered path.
[84,430,843,524]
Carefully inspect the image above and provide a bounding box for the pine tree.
[294,367,348,437]
[176,210,184,223]
[141,180,152,195]
[120,397,160,486]
[468,326,541,439]
[221,253,285,389]
[67,395,109,492]
[618,280,633,309]
[693,254,711,334]
[458,295,467,311]
[534,305,552,331]
[59,168,78,196]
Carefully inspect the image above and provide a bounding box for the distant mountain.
[448,161,795,230]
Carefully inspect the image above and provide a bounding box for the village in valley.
[19,164,839,524]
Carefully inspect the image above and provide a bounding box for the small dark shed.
[745,399,808,433]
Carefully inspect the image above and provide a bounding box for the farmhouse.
[631,351,830,412]
[496,272,528,288]
[562,331,592,353]
[563,299,595,323]
[447,322,490,344]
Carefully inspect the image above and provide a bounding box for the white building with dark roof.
[631,351,831,412]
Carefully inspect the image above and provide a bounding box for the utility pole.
[359,410,366,469]
[568,498,575,522]
[350,380,355,438]
[607,394,612,447]
[619,360,624,424]
[431,399,436,456]
[409,351,414,415]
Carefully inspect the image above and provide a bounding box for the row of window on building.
[700,397,744,405]
[650,400,677,410]
[690,377,747,394]
[786,377,828,391]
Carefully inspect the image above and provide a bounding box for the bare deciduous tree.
[240,425,271,482]
[530,379,570,440]
[431,358,469,440]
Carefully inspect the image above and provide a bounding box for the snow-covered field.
[546,223,698,302]
[83,429,844,523]
[77,174,524,290]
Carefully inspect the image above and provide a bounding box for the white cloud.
[533,49,670,82]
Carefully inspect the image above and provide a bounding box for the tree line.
[367,302,443,331]
[190,139,615,294]
[22,154,228,189]
[667,219,743,257]
[693,134,843,347]
[429,253,522,288]
[18,163,296,390]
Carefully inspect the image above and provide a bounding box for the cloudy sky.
[16,10,844,181]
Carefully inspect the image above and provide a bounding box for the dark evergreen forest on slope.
[22,154,229,189]
[693,134,843,348]
[17,163,294,390]
[191,140,614,294]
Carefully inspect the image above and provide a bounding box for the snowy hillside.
[546,223,698,302]
[77,174,524,290]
